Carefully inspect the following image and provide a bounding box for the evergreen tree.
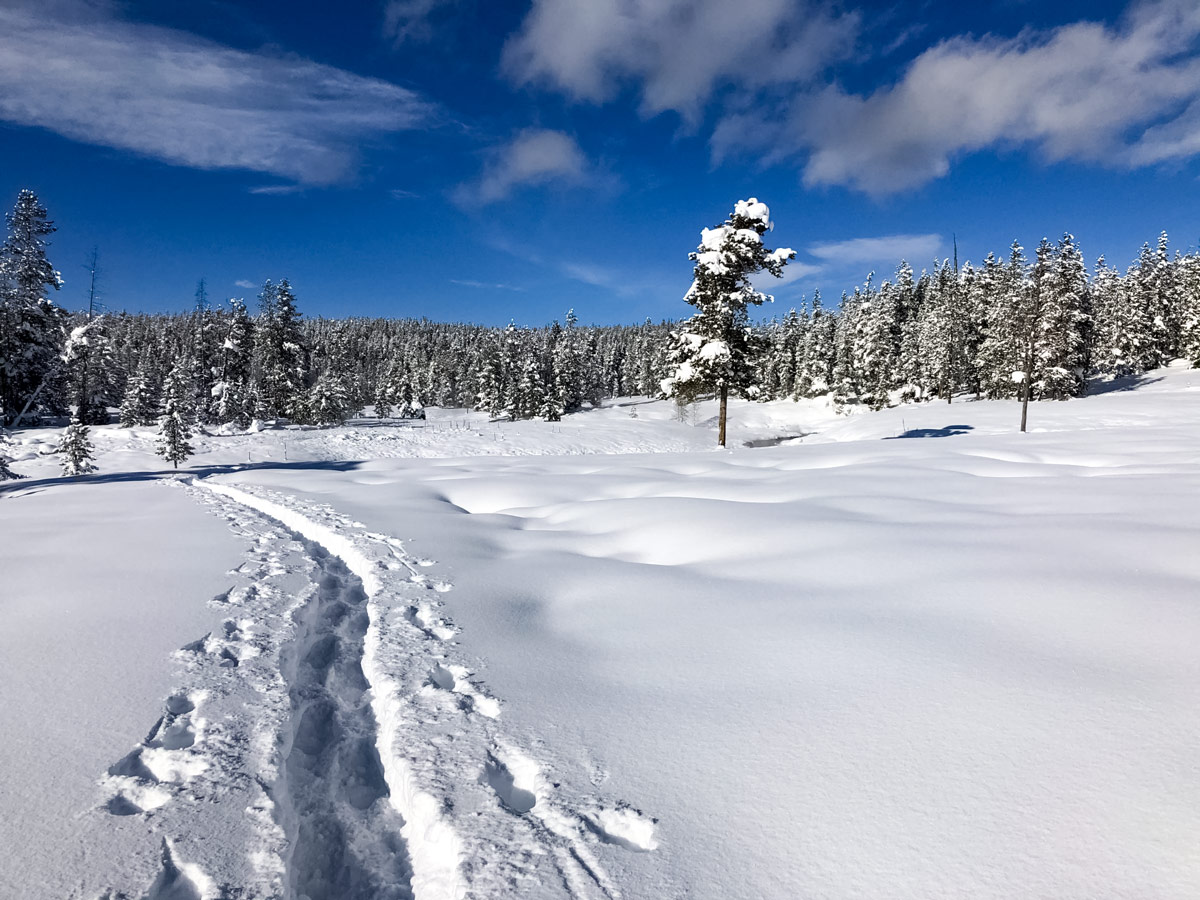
[118,366,158,427]
[796,292,834,398]
[308,370,351,426]
[0,190,66,424]
[0,431,22,480]
[156,377,194,468]
[514,355,546,419]
[1035,233,1091,399]
[59,414,96,476]
[661,198,794,445]
[917,261,962,402]
[372,368,395,418]
[475,342,505,417]
[254,279,307,419]
[212,297,253,425]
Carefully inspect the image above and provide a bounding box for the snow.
[734,197,770,225]
[3,366,1200,898]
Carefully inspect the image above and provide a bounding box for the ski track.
[175,477,659,900]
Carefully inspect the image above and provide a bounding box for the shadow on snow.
[0,459,364,497]
[884,424,974,439]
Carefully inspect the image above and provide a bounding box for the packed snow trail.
[193,477,658,900]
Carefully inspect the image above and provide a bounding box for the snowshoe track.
[113,476,660,900]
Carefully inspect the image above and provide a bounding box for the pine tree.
[118,366,157,427]
[254,279,307,420]
[59,414,96,476]
[156,371,194,468]
[661,198,794,445]
[308,370,350,426]
[475,343,505,417]
[917,261,962,402]
[855,275,898,410]
[0,190,66,424]
[372,368,394,418]
[796,292,834,397]
[1035,233,1090,399]
[212,297,253,425]
[0,431,21,480]
[515,355,546,419]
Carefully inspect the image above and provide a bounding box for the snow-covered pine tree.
[156,374,194,468]
[795,292,834,398]
[308,370,351,426]
[1176,253,1200,368]
[59,414,96,476]
[372,366,394,418]
[0,190,66,425]
[976,244,1031,402]
[917,260,962,402]
[118,366,158,427]
[0,431,22,480]
[854,274,898,410]
[515,355,546,419]
[475,342,505,417]
[661,198,794,445]
[254,279,307,420]
[212,297,253,426]
[1035,233,1091,399]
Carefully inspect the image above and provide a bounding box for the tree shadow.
[884,424,974,439]
[1084,374,1165,396]
[0,459,364,497]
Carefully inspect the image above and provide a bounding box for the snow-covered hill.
[3,366,1200,899]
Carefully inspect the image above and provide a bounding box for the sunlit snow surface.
[3,367,1199,899]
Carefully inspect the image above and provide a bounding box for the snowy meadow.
[3,367,1200,899]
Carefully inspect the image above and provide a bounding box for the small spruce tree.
[59,414,96,476]
[156,380,194,469]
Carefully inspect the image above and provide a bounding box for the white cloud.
[249,185,305,196]
[714,0,1200,194]
[503,0,858,121]
[0,1,433,185]
[449,279,525,291]
[234,279,258,290]
[807,234,944,266]
[383,0,457,44]
[561,262,617,288]
[455,129,588,206]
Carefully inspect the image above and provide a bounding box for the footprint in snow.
[585,806,660,852]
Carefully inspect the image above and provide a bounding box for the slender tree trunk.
[1020,342,1032,433]
[718,383,728,447]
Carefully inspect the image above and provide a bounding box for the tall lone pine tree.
[662,198,794,446]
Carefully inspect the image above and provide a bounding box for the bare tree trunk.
[718,383,728,447]
[1020,343,1032,433]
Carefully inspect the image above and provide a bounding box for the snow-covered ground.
[4,367,1200,899]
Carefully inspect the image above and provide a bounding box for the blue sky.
[3,0,1200,325]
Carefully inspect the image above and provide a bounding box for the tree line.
[2,188,1199,472]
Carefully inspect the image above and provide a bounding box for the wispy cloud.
[383,0,457,44]
[454,129,589,206]
[234,279,258,290]
[0,1,434,185]
[807,234,944,266]
[249,185,306,196]
[714,0,1200,194]
[449,279,525,291]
